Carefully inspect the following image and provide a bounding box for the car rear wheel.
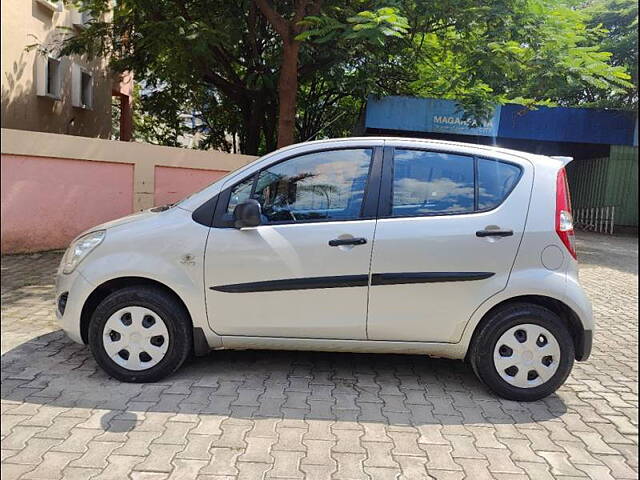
[469,303,575,401]
[88,286,192,382]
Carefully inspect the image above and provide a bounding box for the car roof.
[178,136,562,212]
[273,136,561,166]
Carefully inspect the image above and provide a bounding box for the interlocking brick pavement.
[1,232,637,479]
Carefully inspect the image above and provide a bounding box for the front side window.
[392,150,475,216]
[226,176,254,214]
[229,149,372,223]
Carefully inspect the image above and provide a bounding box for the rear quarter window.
[477,158,522,210]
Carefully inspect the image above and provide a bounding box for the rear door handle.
[329,237,367,247]
[476,229,514,238]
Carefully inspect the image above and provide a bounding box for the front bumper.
[55,267,94,344]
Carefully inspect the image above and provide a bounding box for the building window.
[81,71,93,108]
[72,64,93,109]
[47,58,61,96]
[36,55,62,99]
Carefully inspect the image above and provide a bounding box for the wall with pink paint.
[1,154,134,253]
[1,128,256,254]
[154,166,228,206]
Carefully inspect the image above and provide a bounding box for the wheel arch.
[465,294,588,362]
[80,276,193,346]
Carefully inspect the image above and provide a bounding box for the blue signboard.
[365,96,501,137]
[364,96,430,133]
[498,104,637,145]
[428,99,501,136]
[365,95,638,146]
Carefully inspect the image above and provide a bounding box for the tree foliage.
[252,1,411,148]
[572,0,638,109]
[407,0,634,122]
[58,0,636,153]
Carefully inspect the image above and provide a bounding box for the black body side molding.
[371,272,495,285]
[210,275,369,293]
[211,272,494,293]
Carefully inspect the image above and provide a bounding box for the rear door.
[367,143,533,343]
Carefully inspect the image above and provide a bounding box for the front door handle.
[476,229,514,238]
[329,237,367,247]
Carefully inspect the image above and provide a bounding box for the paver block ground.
[1,232,637,479]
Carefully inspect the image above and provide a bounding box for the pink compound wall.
[1,154,134,253]
[1,128,254,254]
[154,166,228,206]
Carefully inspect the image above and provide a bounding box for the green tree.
[63,1,282,153]
[406,0,634,121]
[576,0,637,109]
[298,0,635,129]
[60,1,408,153]
[58,0,634,153]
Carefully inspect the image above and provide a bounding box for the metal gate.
[573,206,616,234]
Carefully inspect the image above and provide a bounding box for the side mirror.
[233,199,262,228]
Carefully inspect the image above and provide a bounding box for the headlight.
[62,230,105,274]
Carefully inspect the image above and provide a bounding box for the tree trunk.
[240,97,265,155]
[276,41,300,148]
[263,101,278,152]
[254,0,322,149]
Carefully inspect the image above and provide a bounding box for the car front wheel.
[88,286,192,382]
[469,303,575,401]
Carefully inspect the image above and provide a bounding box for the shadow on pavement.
[2,330,568,432]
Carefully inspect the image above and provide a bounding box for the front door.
[367,145,533,343]
[204,147,380,339]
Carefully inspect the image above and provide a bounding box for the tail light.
[556,167,577,259]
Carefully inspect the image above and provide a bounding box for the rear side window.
[392,150,475,216]
[390,149,522,217]
[477,158,521,210]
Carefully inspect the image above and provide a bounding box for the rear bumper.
[575,329,593,362]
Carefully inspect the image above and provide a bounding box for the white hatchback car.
[56,137,593,401]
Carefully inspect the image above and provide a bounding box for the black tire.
[469,303,574,402]
[88,286,192,382]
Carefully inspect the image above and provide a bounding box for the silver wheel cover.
[102,306,170,371]
[493,323,561,389]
